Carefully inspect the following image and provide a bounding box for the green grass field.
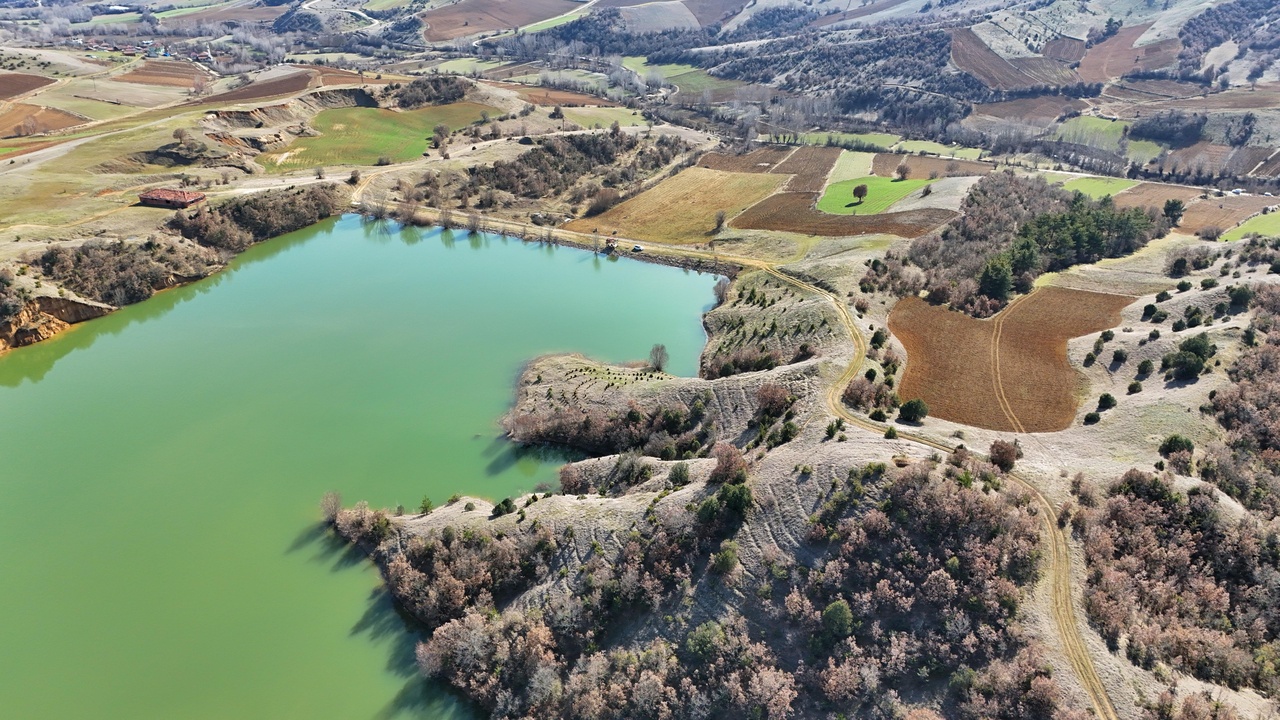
[894,140,984,160]
[818,176,935,215]
[622,57,740,95]
[362,0,412,10]
[1224,211,1280,241]
[1055,116,1127,152]
[259,103,496,172]
[522,8,587,32]
[562,107,644,129]
[799,131,900,150]
[1062,176,1139,199]
[1127,139,1163,165]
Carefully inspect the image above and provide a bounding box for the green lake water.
[0,215,717,719]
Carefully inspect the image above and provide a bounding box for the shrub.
[419,496,434,514]
[1097,393,1117,411]
[708,443,748,484]
[320,491,342,522]
[668,462,690,487]
[1112,349,1128,364]
[1128,381,1142,394]
[822,599,853,639]
[718,483,753,517]
[464,501,476,511]
[491,498,517,517]
[1177,280,1193,292]
[884,425,898,439]
[1083,412,1101,425]
[711,540,740,574]
[686,621,726,661]
[1159,434,1194,456]
[898,398,928,423]
[1201,278,1218,290]
[989,439,1018,472]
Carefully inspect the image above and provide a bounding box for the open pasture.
[818,176,934,215]
[871,153,990,178]
[732,192,954,237]
[1224,211,1280,241]
[1062,176,1138,199]
[890,287,1134,433]
[258,102,496,171]
[564,166,786,244]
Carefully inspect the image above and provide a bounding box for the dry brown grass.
[973,96,1086,126]
[871,153,991,178]
[0,103,84,137]
[1112,182,1202,211]
[0,72,54,100]
[890,287,1133,432]
[1179,194,1278,234]
[698,146,794,173]
[732,192,954,237]
[1043,37,1086,63]
[770,145,840,192]
[115,60,211,88]
[564,166,786,244]
[422,0,580,41]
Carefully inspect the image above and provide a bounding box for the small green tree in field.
[852,184,868,204]
[823,599,853,639]
[898,398,928,423]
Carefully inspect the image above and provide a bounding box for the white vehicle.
[632,244,643,253]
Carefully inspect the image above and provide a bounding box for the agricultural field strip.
[991,294,1030,434]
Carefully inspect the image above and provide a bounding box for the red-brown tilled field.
[0,72,54,100]
[732,192,955,237]
[891,287,1134,432]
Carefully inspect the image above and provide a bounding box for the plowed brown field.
[197,71,314,104]
[698,146,794,173]
[1078,24,1179,83]
[0,72,54,100]
[0,103,83,137]
[771,145,840,192]
[422,0,579,41]
[732,192,954,237]
[115,60,211,88]
[1179,194,1279,234]
[951,28,1041,90]
[891,287,1134,432]
[482,80,615,106]
[1112,182,1202,211]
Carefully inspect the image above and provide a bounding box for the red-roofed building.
[138,188,206,209]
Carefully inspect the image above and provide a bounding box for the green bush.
[1128,381,1142,394]
[822,599,853,639]
[711,540,740,574]
[1138,359,1154,375]
[668,462,690,486]
[897,398,928,423]
[1083,412,1101,425]
[1159,434,1194,456]
[1097,393,1117,411]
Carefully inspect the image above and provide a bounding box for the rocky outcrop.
[0,296,114,353]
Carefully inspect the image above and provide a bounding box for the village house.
[138,188,206,209]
